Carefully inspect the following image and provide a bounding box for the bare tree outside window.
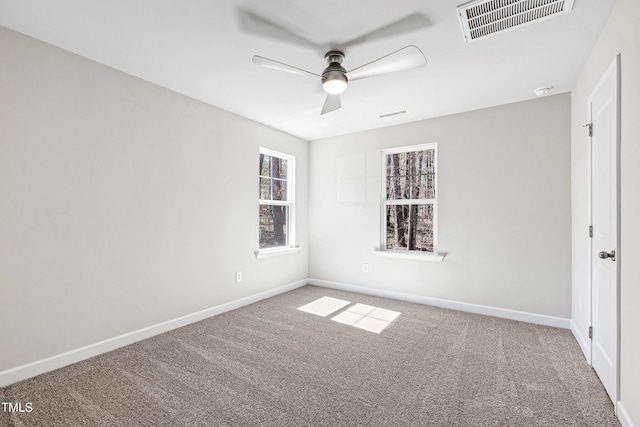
[259,150,293,249]
[383,146,436,252]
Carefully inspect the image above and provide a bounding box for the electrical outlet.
[236,272,242,282]
[362,264,369,273]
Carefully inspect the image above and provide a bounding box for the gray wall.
[0,26,309,372]
[571,0,640,422]
[309,94,571,318]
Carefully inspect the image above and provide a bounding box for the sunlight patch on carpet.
[331,303,401,333]
[297,296,351,317]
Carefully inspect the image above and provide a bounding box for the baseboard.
[617,401,636,427]
[570,320,591,363]
[309,279,570,329]
[0,279,308,388]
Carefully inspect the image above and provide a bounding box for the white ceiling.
[0,0,616,141]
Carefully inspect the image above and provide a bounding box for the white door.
[589,55,619,404]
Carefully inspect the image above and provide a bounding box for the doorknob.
[598,250,616,261]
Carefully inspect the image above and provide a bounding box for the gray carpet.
[0,285,619,426]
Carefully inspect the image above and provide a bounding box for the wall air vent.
[457,0,574,44]
[378,109,409,119]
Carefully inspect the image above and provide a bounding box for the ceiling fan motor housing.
[322,51,348,93]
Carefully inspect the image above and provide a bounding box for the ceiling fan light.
[323,78,348,94]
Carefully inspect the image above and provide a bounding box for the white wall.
[309,94,571,319]
[571,0,640,424]
[0,26,308,373]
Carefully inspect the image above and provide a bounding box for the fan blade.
[238,8,322,50]
[320,94,341,115]
[345,45,426,82]
[252,55,320,78]
[341,13,431,48]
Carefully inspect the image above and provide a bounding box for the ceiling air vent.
[378,109,409,119]
[457,0,574,44]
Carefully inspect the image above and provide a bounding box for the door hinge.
[584,123,593,137]
[589,225,593,238]
[589,326,593,339]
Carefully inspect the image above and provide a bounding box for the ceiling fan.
[252,45,427,115]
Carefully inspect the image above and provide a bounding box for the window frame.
[379,142,441,259]
[256,147,297,258]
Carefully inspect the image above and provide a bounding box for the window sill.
[374,249,446,262]
[254,246,300,259]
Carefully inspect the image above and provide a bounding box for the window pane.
[385,204,433,252]
[400,153,410,175]
[259,154,270,177]
[273,179,287,201]
[259,177,272,200]
[417,174,436,199]
[414,149,436,199]
[259,205,289,248]
[411,174,435,199]
[274,157,287,179]
[386,154,397,177]
[386,176,411,200]
[386,152,411,177]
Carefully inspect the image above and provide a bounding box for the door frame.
[586,53,621,407]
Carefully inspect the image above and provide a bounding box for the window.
[381,143,437,253]
[258,148,295,252]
